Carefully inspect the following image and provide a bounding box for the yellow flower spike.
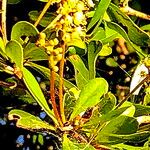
[49,40,55,46]
[86,0,95,8]
[53,38,59,45]
[144,57,150,67]
[53,49,60,56]
[53,66,59,72]
[56,54,63,61]
[73,11,86,26]
[77,1,86,11]
[57,47,63,53]
[46,46,54,54]
[39,32,46,39]
[63,33,71,43]
[65,15,73,25]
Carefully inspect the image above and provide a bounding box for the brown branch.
[50,70,63,126]
[59,43,66,123]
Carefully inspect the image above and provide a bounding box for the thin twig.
[34,0,52,27]
[115,75,150,109]
[120,6,150,20]
[59,43,66,123]
[1,0,7,44]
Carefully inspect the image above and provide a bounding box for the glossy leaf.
[5,40,23,70]
[87,0,111,31]
[107,3,150,47]
[11,21,39,45]
[8,109,55,131]
[69,55,89,89]
[0,37,8,59]
[70,78,108,120]
[88,41,102,79]
[22,67,58,125]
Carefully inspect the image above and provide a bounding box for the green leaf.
[106,57,118,67]
[70,78,108,120]
[99,44,112,56]
[107,3,150,47]
[83,106,130,130]
[28,11,56,27]
[99,92,116,114]
[69,55,89,89]
[111,143,147,150]
[63,134,95,150]
[26,62,77,90]
[0,37,8,59]
[87,0,111,31]
[8,109,55,131]
[11,21,39,45]
[99,115,138,135]
[96,131,150,145]
[22,67,58,125]
[141,24,150,31]
[67,35,86,49]
[106,21,146,57]
[8,0,22,4]
[134,104,150,117]
[88,41,102,79]
[5,40,23,70]
[24,43,48,61]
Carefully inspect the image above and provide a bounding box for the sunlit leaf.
[106,57,118,67]
[5,40,23,70]
[11,21,39,45]
[22,67,58,125]
[107,3,150,47]
[70,78,108,120]
[87,0,111,31]
[26,62,77,89]
[8,109,55,131]
[88,41,102,79]
[99,44,112,56]
[69,55,89,89]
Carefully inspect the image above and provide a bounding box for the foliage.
[0,0,150,149]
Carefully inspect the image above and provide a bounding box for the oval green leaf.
[70,78,108,120]
[6,40,23,70]
[11,21,39,45]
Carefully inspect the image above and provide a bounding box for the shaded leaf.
[22,67,58,125]
[99,92,116,114]
[8,109,55,131]
[70,78,108,120]
[8,0,22,4]
[24,43,48,61]
[29,11,56,27]
[106,57,118,67]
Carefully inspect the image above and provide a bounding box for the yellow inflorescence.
[36,0,94,72]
